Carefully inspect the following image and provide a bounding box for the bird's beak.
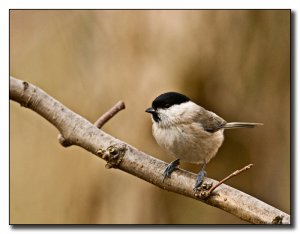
[145,107,156,114]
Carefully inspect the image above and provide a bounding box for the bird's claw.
[162,159,180,182]
[193,170,206,192]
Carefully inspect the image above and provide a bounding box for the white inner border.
[1,1,298,233]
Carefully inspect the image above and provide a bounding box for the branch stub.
[97,144,127,169]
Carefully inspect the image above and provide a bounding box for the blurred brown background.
[10,10,290,224]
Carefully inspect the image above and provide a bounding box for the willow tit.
[146,92,262,192]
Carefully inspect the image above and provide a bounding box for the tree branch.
[9,76,290,224]
[57,101,125,147]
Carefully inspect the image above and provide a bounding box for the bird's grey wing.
[195,108,227,133]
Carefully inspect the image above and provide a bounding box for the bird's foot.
[162,159,180,182]
[193,171,207,192]
[193,164,207,192]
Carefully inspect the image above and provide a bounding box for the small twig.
[94,101,125,129]
[208,163,253,194]
[198,164,253,198]
[58,101,125,146]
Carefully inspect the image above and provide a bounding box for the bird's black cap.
[151,92,190,109]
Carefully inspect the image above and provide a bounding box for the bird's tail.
[223,122,263,129]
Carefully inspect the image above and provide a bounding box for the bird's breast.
[152,123,224,164]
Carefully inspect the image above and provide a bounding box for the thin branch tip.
[58,100,126,146]
[198,163,254,199]
[94,100,126,129]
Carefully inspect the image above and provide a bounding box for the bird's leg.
[162,159,180,182]
[194,163,207,192]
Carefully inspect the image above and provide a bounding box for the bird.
[145,92,262,192]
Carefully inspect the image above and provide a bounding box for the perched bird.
[145,92,262,191]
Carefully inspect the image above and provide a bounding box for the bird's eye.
[164,104,170,108]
